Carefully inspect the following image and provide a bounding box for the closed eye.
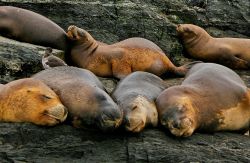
[42,94,52,100]
[132,106,137,110]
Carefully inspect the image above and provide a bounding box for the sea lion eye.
[27,89,32,93]
[42,94,52,100]
[96,94,106,101]
[132,106,137,110]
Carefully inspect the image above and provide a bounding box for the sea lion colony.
[0,6,249,137]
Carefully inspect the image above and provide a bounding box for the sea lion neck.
[183,27,211,48]
[72,35,99,56]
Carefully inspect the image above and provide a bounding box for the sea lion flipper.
[42,48,67,69]
[230,56,249,69]
[182,61,203,69]
[174,61,203,77]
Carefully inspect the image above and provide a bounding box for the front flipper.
[42,48,67,69]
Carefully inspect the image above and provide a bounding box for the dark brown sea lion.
[156,63,250,137]
[112,71,166,132]
[67,25,196,79]
[32,66,123,131]
[0,78,67,126]
[176,24,250,69]
[0,6,69,51]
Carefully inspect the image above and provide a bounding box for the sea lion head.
[95,90,123,131]
[176,24,201,42]
[67,25,95,45]
[157,91,197,137]
[70,86,122,131]
[123,96,158,133]
[5,79,68,126]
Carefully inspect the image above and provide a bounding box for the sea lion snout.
[123,96,154,132]
[98,106,123,131]
[159,104,196,137]
[167,117,194,137]
[45,104,68,123]
[125,115,146,133]
[176,24,183,33]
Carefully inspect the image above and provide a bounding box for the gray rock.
[0,36,64,83]
[0,123,249,163]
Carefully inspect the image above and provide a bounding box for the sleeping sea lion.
[0,78,67,126]
[32,66,123,131]
[112,71,166,132]
[156,63,250,137]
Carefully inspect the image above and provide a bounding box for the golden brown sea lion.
[156,63,250,137]
[112,71,166,132]
[32,66,123,131]
[0,78,67,126]
[0,6,69,51]
[176,24,250,69]
[67,25,195,79]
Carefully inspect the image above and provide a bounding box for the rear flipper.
[173,61,203,77]
[224,56,250,69]
[42,47,67,69]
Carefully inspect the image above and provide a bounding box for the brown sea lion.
[156,63,250,137]
[32,66,123,131]
[112,71,166,132]
[176,24,250,69]
[0,78,67,126]
[67,25,196,79]
[0,6,69,51]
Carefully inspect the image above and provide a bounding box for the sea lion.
[42,47,67,69]
[0,6,69,51]
[67,25,196,79]
[176,24,250,69]
[112,71,166,132]
[32,66,123,131]
[0,78,68,126]
[156,63,250,137]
